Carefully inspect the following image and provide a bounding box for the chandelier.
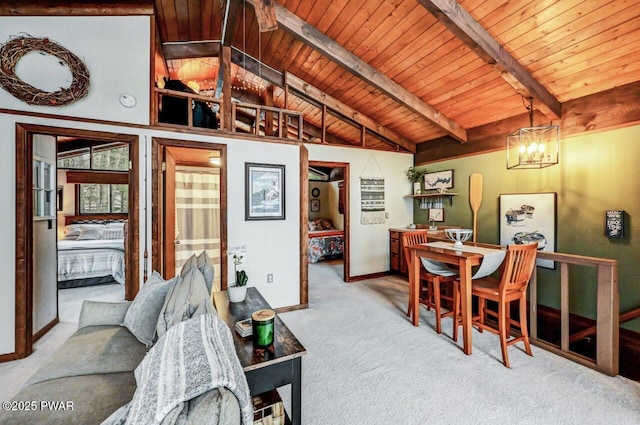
[506,97,559,169]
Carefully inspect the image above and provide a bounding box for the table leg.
[245,358,303,425]
[411,250,420,326]
[459,258,473,355]
[291,357,302,425]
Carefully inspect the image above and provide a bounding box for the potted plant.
[406,166,427,195]
[227,245,248,302]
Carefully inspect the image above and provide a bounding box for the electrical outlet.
[267,273,273,283]
[385,211,390,219]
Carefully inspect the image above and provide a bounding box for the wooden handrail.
[153,88,304,140]
[528,251,618,376]
[568,307,640,344]
[155,87,224,105]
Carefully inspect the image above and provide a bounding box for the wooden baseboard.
[346,271,392,282]
[0,351,19,363]
[275,303,308,314]
[32,317,59,343]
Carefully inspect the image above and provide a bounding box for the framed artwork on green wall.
[605,210,624,238]
[429,208,444,222]
[499,192,556,269]
[424,169,453,191]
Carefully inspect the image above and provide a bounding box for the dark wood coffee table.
[213,287,306,425]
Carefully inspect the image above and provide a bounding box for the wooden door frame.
[306,160,350,284]
[14,123,139,360]
[151,137,228,288]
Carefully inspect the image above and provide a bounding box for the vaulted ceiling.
[154,0,640,157]
[5,1,640,158]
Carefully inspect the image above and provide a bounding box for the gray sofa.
[3,253,249,425]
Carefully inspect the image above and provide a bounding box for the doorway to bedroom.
[151,138,227,291]
[14,124,139,360]
[308,161,349,284]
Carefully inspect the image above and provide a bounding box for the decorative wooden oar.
[469,173,483,242]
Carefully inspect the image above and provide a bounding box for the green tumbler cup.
[252,309,275,348]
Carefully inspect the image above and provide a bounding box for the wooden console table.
[389,227,458,276]
[213,288,306,425]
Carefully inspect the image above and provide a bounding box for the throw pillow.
[106,221,125,229]
[320,218,334,230]
[308,219,321,231]
[63,225,81,240]
[196,250,215,294]
[156,267,216,339]
[102,228,124,240]
[180,254,198,277]
[122,271,177,347]
[76,225,104,240]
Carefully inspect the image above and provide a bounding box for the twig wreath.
[0,35,90,106]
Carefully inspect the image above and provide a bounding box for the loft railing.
[153,88,303,140]
[530,251,619,376]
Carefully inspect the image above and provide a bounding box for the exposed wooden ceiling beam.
[246,0,467,143]
[0,0,154,15]
[253,0,278,32]
[417,0,561,119]
[415,80,640,164]
[162,41,220,60]
[230,47,283,86]
[230,48,413,152]
[286,72,416,153]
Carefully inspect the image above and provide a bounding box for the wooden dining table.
[407,241,503,355]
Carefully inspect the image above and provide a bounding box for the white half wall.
[306,144,414,277]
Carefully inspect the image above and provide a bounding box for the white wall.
[0,16,150,126]
[0,14,411,356]
[0,112,302,355]
[0,118,17,354]
[305,144,414,277]
[308,181,332,220]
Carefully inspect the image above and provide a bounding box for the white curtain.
[174,169,221,290]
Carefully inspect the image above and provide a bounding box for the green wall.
[414,124,640,332]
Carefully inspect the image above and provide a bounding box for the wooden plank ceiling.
[8,0,639,155]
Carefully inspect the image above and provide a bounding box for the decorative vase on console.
[227,246,248,303]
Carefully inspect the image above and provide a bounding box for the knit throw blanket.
[102,314,253,425]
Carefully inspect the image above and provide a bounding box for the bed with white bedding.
[57,239,125,288]
[57,219,127,288]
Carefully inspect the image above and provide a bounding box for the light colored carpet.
[0,283,124,401]
[2,270,638,425]
[276,261,640,425]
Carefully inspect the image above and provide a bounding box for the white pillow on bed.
[102,228,124,240]
[63,225,82,240]
[76,224,105,240]
[106,222,126,229]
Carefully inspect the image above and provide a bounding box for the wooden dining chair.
[453,242,538,368]
[402,231,458,334]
